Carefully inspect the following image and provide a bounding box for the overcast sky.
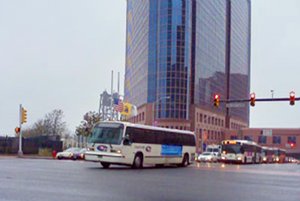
[1,0,300,136]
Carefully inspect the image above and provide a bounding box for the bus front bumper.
[220,156,243,164]
[84,151,130,164]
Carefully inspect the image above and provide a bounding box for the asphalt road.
[0,157,299,201]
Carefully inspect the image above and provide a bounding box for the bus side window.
[240,146,245,154]
[123,134,131,146]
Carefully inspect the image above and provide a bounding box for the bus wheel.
[132,154,143,169]
[178,154,189,167]
[101,162,110,169]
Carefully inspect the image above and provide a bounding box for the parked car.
[78,148,87,160]
[197,152,218,162]
[56,147,82,160]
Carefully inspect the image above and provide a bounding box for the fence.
[0,135,63,154]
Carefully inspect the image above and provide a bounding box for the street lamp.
[152,96,170,126]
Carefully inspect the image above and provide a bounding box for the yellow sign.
[121,102,137,117]
[121,102,132,116]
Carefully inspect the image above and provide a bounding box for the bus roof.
[222,139,260,146]
[262,146,286,152]
[96,121,195,135]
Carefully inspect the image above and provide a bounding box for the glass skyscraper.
[125,0,251,147]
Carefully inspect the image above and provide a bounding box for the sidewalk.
[0,154,54,160]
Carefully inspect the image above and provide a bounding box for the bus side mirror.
[123,135,131,146]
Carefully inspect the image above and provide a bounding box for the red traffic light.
[214,94,220,107]
[250,93,256,107]
[290,143,295,148]
[290,91,295,106]
[15,127,20,133]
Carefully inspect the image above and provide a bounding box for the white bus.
[85,121,196,169]
[261,146,275,163]
[220,140,262,164]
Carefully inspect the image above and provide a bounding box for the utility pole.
[18,104,23,156]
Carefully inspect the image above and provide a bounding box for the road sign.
[226,102,246,108]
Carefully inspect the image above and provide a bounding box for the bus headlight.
[237,157,242,161]
[111,149,122,154]
[221,156,225,160]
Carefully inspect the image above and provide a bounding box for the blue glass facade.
[126,0,192,120]
[125,1,150,107]
[228,0,251,123]
[156,0,192,119]
[193,0,227,113]
[125,0,251,126]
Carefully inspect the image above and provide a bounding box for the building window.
[200,114,203,122]
[273,136,281,144]
[230,135,238,140]
[288,136,296,143]
[258,136,267,144]
[287,136,296,144]
[244,136,253,141]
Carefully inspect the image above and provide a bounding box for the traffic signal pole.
[18,104,23,156]
[219,97,300,103]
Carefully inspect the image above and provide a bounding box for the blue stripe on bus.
[161,145,182,156]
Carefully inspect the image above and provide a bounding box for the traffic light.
[290,143,295,148]
[214,94,220,107]
[15,127,20,133]
[250,93,256,107]
[289,91,295,106]
[21,107,27,124]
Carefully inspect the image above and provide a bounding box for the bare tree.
[44,109,66,136]
[18,109,68,138]
[76,111,101,137]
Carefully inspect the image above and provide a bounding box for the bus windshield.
[207,148,219,152]
[88,123,124,145]
[222,144,242,154]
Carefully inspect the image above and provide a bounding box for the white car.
[56,147,82,160]
[197,152,218,162]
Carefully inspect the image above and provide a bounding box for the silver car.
[56,147,82,160]
[197,152,218,162]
